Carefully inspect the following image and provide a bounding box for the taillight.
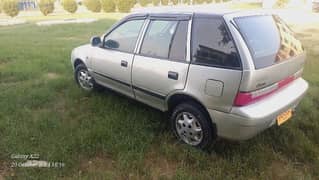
[234,75,297,106]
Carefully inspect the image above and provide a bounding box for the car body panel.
[71,44,93,70]
[131,17,193,111]
[185,65,242,112]
[209,77,308,140]
[239,54,306,92]
[132,56,190,111]
[90,49,135,98]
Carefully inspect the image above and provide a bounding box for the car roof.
[130,5,241,17]
[129,6,274,19]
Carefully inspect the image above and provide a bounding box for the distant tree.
[183,0,191,5]
[83,0,101,12]
[275,0,289,8]
[117,0,134,12]
[62,0,78,13]
[2,0,19,17]
[101,0,115,12]
[140,0,149,7]
[171,0,178,5]
[129,0,137,7]
[194,0,205,4]
[161,0,168,5]
[152,0,160,6]
[38,0,54,16]
[205,0,213,3]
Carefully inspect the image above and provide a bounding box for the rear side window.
[235,15,303,69]
[169,21,188,61]
[191,17,241,69]
[140,20,188,61]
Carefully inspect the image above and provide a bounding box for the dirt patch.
[268,161,290,179]
[36,18,97,26]
[266,159,307,179]
[0,64,6,70]
[79,153,116,176]
[0,59,11,70]
[74,149,179,179]
[296,32,313,38]
[45,73,60,80]
[0,161,13,180]
[55,101,66,116]
[0,19,26,26]
[304,28,319,34]
[144,150,178,179]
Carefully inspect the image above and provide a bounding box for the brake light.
[234,76,297,106]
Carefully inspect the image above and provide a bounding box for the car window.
[140,20,187,60]
[191,17,240,68]
[234,15,303,69]
[104,20,144,53]
[169,21,188,61]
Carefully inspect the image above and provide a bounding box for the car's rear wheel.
[170,102,215,149]
[75,64,96,91]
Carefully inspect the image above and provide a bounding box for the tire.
[170,102,215,149]
[74,63,98,91]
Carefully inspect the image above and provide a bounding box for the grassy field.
[0,16,319,179]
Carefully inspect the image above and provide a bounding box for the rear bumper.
[208,78,309,140]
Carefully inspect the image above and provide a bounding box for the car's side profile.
[71,10,308,149]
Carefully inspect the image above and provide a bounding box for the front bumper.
[208,78,309,140]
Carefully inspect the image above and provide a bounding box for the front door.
[91,19,145,98]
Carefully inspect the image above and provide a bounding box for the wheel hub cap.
[78,70,93,90]
[176,112,203,146]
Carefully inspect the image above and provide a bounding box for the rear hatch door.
[234,14,305,92]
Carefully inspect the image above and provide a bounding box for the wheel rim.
[77,69,94,91]
[175,112,203,146]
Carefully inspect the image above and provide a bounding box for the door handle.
[168,71,178,80]
[121,60,128,67]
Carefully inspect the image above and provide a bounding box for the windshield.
[235,15,304,69]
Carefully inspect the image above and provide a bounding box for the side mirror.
[104,39,119,49]
[90,36,101,47]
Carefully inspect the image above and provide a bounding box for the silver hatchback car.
[71,10,308,149]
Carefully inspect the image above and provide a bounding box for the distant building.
[18,0,37,11]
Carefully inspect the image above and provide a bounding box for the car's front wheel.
[75,64,96,91]
[170,102,215,149]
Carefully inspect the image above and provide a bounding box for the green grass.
[0,18,319,179]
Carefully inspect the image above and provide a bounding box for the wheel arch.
[166,93,213,121]
[73,58,85,69]
[166,92,217,138]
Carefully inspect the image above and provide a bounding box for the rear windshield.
[234,15,304,69]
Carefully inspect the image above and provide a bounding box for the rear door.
[132,16,191,110]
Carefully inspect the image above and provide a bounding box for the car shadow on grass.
[95,85,274,153]
[91,85,314,173]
